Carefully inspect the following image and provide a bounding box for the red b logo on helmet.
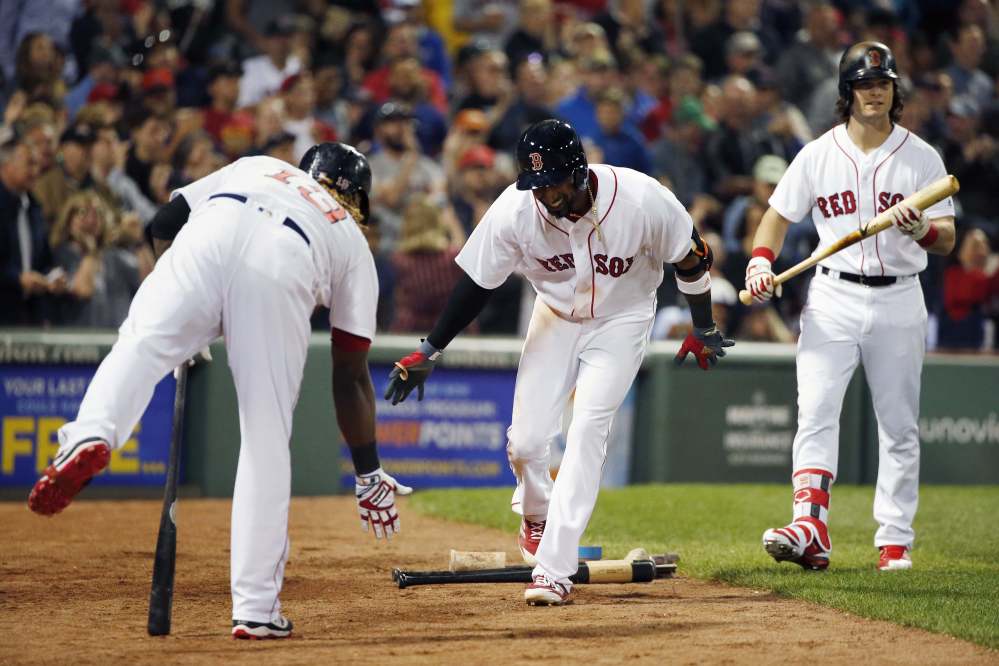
[868,49,882,67]
[529,152,543,171]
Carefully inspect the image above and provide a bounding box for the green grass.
[412,484,999,649]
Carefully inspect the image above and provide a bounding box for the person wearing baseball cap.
[202,60,244,145]
[33,124,97,225]
[237,15,305,107]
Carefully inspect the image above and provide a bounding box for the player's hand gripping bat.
[737,175,959,306]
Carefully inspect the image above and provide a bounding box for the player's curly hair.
[326,188,367,228]
[836,81,904,125]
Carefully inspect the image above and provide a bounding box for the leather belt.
[818,265,911,287]
[208,192,310,246]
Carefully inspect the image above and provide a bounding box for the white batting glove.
[745,256,780,302]
[355,468,413,539]
[890,202,930,240]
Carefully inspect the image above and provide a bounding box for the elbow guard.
[149,195,192,241]
[672,227,714,278]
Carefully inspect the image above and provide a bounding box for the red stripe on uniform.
[587,168,619,318]
[534,199,569,236]
[871,130,910,276]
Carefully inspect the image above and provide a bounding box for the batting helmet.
[838,41,899,100]
[299,142,372,223]
[515,119,588,191]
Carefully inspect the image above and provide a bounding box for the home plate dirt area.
[1,497,994,665]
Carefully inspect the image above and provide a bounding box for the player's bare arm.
[672,228,735,370]
[745,207,793,302]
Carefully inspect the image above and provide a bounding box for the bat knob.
[397,572,410,589]
[738,289,753,306]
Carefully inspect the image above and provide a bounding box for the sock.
[791,468,833,552]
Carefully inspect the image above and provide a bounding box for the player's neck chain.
[584,179,604,243]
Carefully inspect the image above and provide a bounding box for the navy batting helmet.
[838,41,899,100]
[299,142,372,223]
[515,119,588,191]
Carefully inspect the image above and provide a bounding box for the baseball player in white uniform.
[746,43,955,572]
[383,119,734,605]
[28,143,411,638]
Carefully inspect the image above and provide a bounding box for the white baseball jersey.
[456,164,693,319]
[173,155,378,340]
[770,124,954,276]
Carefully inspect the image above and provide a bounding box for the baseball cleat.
[762,519,830,571]
[232,616,293,639]
[518,517,546,565]
[878,545,912,571]
[524,574,573,606]
[28,438,111,516]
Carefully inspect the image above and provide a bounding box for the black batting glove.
[674,325,735,370]
[383,341,441,405]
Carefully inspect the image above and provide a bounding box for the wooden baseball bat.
[147,364,188,636]
[738,175,959,306]
[393,560,676,588]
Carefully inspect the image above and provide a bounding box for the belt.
[818,265,911,287]
[208,192,310,246]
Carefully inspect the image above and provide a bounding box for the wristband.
[349,441,381,476]
[916,224,939,248]
[676,270,712,295]
[418,338,442,361]
[751,246,776,263]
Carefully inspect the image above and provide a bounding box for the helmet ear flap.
[573,165,588,190]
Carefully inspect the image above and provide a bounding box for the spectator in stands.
[33,124,97,227]
[456,48,514,124]
[0,134,63,326]
[634,54,672,142]
[201,61,243,147]
[89,124,157,225]
[450,144,502,235]
[387,0,452,90]
[652,96,714,208]
[389,197,466,333]
[442,109,490,182]
[16,103,58,176]
[280,73,336,163]
[170,131,223,191]
[261,130,296,164]
[592,0,665,61]
[556,50,619,141]
[736,302,795,342]
[50,190,143,328]
[724,31,765,83]
[753,69,811,162]
[312,54,349,137]
[938,228,999,351]
[594,87,652,173]
[942,99,999,233]
[123,105,170,203]
[65,45,122,119]
[368,102,449,251]
[704,75,768,201]
[946,24,993,112]
[689,0,778,81]
[237,17,303,108]
[141,68,178,117]
[505,0,558,68]
[363,22,448,114]
[488,55,553,152]
[386,56,448,156]
[14,32,63,104]
[776,3,842,123]
[342,19,380,91]
[453,0,519,51]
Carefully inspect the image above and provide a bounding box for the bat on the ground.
[147,364,188,636]
[392,559,676,589]
[738,175,959,306]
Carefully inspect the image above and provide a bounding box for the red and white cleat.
[524,574,573,606]
[518,517,546,565]
[28,438,111,516]
[762,518,830,571]
[878,545,912,571]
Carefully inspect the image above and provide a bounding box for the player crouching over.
[28,142,410,638]
[382,119,733,606]
[748,42,955,572]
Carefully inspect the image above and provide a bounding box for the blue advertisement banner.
[341,364,517,489]
[1,365,176,487]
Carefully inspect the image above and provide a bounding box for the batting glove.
[890,202,930,240]
[355,468,413,539]
[745,256,780,302]
[383,341,440,405]
[674,325,735,371]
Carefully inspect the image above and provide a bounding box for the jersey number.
[267,169,347,224]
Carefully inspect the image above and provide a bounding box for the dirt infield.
[1,497,994,665]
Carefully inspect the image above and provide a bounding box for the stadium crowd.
[1,0,998,352]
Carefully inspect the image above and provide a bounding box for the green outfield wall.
[1,330,996,497]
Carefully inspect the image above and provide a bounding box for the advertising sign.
[1,365,176,487]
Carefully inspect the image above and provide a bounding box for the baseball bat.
[147,364,188,636]
[394,560,675,588]
[738,175,959,306]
